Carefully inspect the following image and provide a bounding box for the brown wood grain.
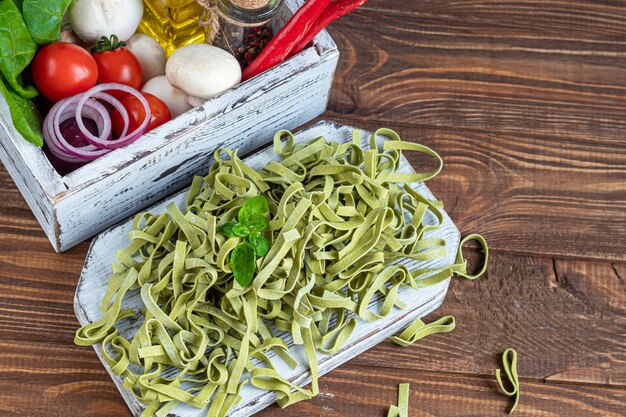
[324,0,626,262]
[365,0,626,39]
[317,118,626,261]
[1,339,625,417]
[262,365,626,417]
[352,251,626,386]
[325,5,626,142]
[0,341,130,417]
[1,0,626,415]
[0,165,31,212]
[0,210,89,344]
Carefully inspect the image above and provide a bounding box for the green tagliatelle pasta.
[390,315,456,347]
[496,348,520,414]
[387,383,410,417]
[75,128,489,416]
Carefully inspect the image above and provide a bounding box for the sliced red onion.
[75,83,151,149]
[45,119,100,165]
[43,83,152,161]
[45,97,109,161]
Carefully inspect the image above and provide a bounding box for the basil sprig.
[220,196,271,287]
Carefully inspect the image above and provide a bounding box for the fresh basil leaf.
[247,213,269,232]
[232,223,249,237]
[23,0,73,45]
[248,233,270,257]
[239,195,269,226]
[231,242,256,287]
[219,221,239,238]
[0,74,43,146]
[0,0,38,99]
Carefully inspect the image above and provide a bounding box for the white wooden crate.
[0,0,338,253]
[75,121,461,417]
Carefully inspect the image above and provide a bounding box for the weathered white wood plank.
[0,0,338,253]
[0,98,65,241]
[75,121,461,417]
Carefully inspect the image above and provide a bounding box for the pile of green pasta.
[75,128,488,417]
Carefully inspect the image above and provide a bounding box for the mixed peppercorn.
[234,25,273,68]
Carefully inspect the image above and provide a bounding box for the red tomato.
[92,46,143,93]
[32,43,98,102]
[111,93,172,137]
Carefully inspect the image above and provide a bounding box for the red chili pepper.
[242,0,331,81]
[290,0,369,57]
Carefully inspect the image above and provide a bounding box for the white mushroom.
[142,76,193,118]
[58,15,88,48]
[125,34,167,84]
[69,0,144,43]
[187,95,206,108]
[166,44,241,105]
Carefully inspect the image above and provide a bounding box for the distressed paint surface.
[0,98,64,241]
[75,122,462,417]
[0,0,338,253]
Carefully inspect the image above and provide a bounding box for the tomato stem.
[92,35,126,53]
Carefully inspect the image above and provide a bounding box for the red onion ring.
[75,83,151,150]
[43,83,152,161]
[46,97,109,161]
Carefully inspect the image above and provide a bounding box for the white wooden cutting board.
[74,121,461,417]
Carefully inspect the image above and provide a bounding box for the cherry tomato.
[32,43,98,102]
[111,93,172,137]
[91,36,143,94]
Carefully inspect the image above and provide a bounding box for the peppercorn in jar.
[210,0,283,68]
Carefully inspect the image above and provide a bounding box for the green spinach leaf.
[231,242,256,287]
[0,0,38,98]
[23,0,72,45]
[0,73,43,146]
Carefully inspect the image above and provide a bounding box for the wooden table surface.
[1,1,625,416]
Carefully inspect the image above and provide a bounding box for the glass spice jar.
[213,0,283,68]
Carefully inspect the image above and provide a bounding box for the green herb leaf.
[220,221,239,238]
[0,0,39,98]
[248,233,270,257]
[0,73,43,146]
[247,213,269,232]
[239,195,269,226]
[231,242,256,287]
[23,0,73,45]
[232,223,250,237]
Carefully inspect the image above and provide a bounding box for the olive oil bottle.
[139,0,209,57]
